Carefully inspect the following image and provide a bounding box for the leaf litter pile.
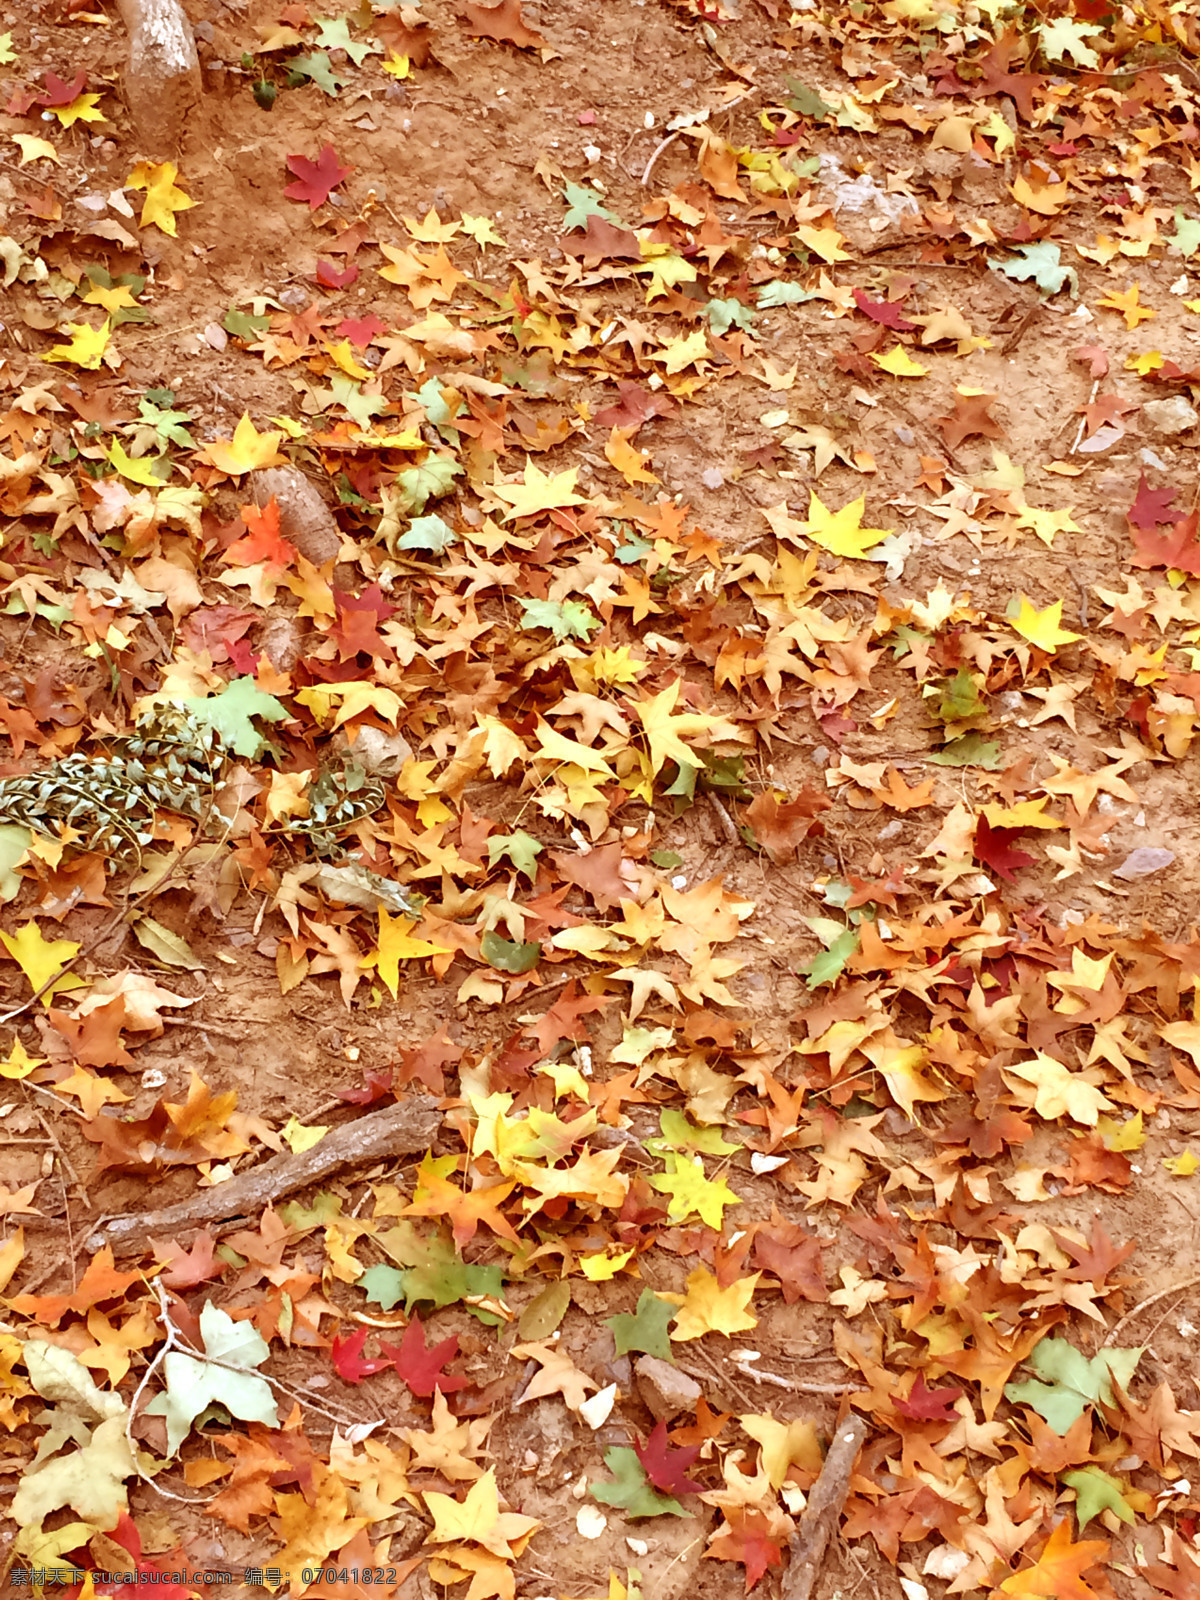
[5,0,1200,1596]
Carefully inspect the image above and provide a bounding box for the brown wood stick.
[783,1412,868,1600]
[84,1095,442,1255]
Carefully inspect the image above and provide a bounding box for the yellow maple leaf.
[1007,595,1082,653]
[0,1038,45,1080]
[52,1064,130,1119]
[404,207,460,241]
[126,160,197,237]
[195,413,286,475]
[12,134,60,166]
[1125,350,1163,374]
[382,51,410,78]
[632,679,741,775]
[794,222,852,263]
[656,329,710,375]
[1165,1149,1199,1177]
[44,319,112,370]
[798,490,893,559]
[1013,503,1080,546]
[1003,1052,1113,1125]
[664,1266,760,1341]
[872,345,929,378]
[491,459,586,521]
[423,1469,540,1558]
[0,921,81,1003]
[0,1227,24,1296]
[740,1414,822,1489]
[52,91,106,129]
[1097,281,1156,329]
[604,426,659,485]
[363,909,452,999]
[1008,174,1069,215]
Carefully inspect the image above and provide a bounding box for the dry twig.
[86,1095,441,1254]
[783,1413,868,1600]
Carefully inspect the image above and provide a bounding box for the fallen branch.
[85,1095,442,1255]
[1102,1276,1200,1347]
[782,1412,868,1600]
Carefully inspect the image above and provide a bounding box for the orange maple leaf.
[999,1520,1109,1600]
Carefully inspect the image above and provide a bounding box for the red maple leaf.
[183,604,258,665]
[593,380,676,433]
[331,584,396,661]
[852,287,915,331]
[1131,510,1200,576]
[284,144,354,211]
[973,815,1034,882]
[48,996,134,1067]
[394,1028,461,1094]
[1073,344,1109,378]
[92,1514,196,1599]
[336,1066,396,1105]
[938,392,1006,451]
[37,69,88,107]
[706,1507,786,1590]
[315,259,359,289]
[1128,473,1179,531]
[635,1421,703,1495]
[380,1314,470,1397]
[150,1230,226,1289]
[338,313,387,348]
[224,499,298,572]
[894,1373,963,1421]
[525,981,613,1054]
[330,1327,392,1384]
[751,1215,827,1303]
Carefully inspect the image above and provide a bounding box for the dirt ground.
[4,0,1200,1596]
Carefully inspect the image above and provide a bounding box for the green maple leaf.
[357,1263,407,1311]
[313,15,380,64]
[480,930,541,974]
[757,280,819,309]
[144,1304,278,1455]
[933,668,986,724]
[287,49,347,94]
[799,926,859,990]
[784,77,833,118]
[607,1290,676,1362]
[394,454,462,514]
[487,830,543,880]
[1062,1466,1136,1529]
[326,374,387,427]
[180,676,288,758]
[591,1447,685,1518]
[989,242,1077,297]
[1171,208,1200,260]
[1038,17,1103,68]
[561,181,621,231]
[649,1153,741,1229]
[929,733,1002,768]
[651,1109,737,1158]
[224,305,271,340]
[1005,1338,1143,1433]
[369,1223,505,1321]
[704,298,756,334]
[519,598,599,643]
[396,513,457,554]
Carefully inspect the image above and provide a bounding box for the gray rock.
[250,467,342,569]
[1141,397,1199,439]
[334,725,414,777]
[635,1355,701,1422]
[1113,846,1175,880]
